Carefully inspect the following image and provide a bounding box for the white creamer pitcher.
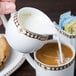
[0,7,57,53]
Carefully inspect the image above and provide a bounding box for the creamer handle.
[0,10,16,28]
[0,15,8,28]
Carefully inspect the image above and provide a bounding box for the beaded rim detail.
[55,26,76,38]
[3,54,25,76]
[35,58,75,71]
[13,13,53,41]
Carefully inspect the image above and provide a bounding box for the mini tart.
[0,36,10,69]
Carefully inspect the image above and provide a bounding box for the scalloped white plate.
[0,48,25,76]
[0,34,26,76]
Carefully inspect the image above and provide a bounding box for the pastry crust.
[0,36,10,69]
